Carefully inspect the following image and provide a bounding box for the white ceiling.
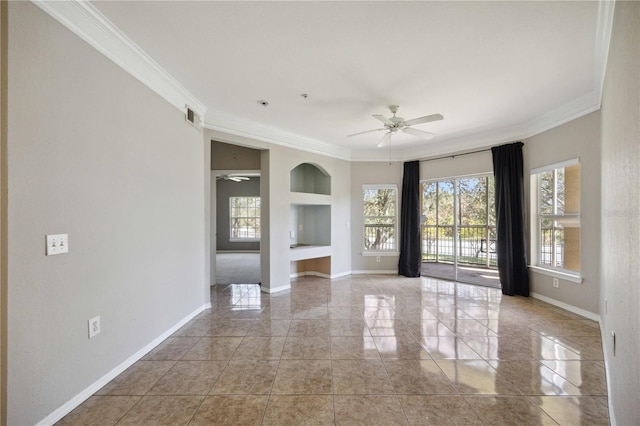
[86,1,609,161]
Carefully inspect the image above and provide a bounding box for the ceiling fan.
[216,174,251,182]
[347,105,443,147]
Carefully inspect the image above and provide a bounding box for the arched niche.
[290,163,331,195]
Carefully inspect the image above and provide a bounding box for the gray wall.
[7,3,207,424]
[523,111,601,314]
[600,2,640,423]
[216,177,261,251]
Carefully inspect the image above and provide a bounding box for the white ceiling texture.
[48,1,613,161]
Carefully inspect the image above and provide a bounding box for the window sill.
[229,239,260,243]
[362,252,399,257]
[529,265,583,283]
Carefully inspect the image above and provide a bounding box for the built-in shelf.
[289,244,332,261]
[289,163,332,275]
[290,163,331,195]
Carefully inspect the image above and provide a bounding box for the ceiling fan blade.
[403,113,444,127]
[347,128,386,138]
[377,132,392,148]
[228,177,242,182]
[402,127,435,139]
[372,114,393,126]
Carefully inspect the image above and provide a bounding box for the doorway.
[211,141,263,286]
[421,175,500,287]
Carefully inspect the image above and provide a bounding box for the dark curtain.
[398,160,421,277]
[491,142,530,296]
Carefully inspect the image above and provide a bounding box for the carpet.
[215,252,261,284]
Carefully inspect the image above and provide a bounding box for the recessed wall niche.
[289,162,332,274]
[290,163,331,195]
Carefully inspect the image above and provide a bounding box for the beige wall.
[600,2,640,424]
[523,111,601,314]
[0,1,7,424]
[7,3,207,424]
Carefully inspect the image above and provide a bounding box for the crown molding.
[204,113,352,161]
[32,0,613,163]
[32,0,207,118]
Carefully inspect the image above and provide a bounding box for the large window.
[422,175,496,267]
[363,185,398,252]
[531,159,580,275]
[230,196,260,241]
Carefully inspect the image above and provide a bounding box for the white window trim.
[229,196,261,242]
[362,184,399,253]
[530,158,581,279]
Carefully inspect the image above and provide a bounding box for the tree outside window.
[363,185,397,252]
[230,196,260,241]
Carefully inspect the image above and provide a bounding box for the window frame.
[229,196,261,242]
[530,158,582,282]
[362,184,399,255]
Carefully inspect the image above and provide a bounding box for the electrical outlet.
[376,256,381,263]
[88,316,101,339]
[552,278,559,288]
[46,234,69,256]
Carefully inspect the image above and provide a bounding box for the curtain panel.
[398,160,421,277]
[491,142,530,296]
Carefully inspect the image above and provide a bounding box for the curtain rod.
[419,147,492,163]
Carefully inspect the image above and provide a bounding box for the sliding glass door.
[421,175,499,287]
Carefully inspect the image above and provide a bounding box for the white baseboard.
[530,292,600,322]
[37,302,212,426]
[261,284,291,294]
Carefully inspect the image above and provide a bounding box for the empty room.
[1,1,639,425]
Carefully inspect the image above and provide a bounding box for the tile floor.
[57,275,610,425]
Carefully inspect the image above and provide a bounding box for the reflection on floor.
[423,261,500,288]
[58,275,609,425]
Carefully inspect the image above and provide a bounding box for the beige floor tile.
[117,395,203,425]
[55,395,140,426]
[464,395,559,425]
[419,336,484,360]
[271,360,332,394]
[96,361,176,396]
[57,275,610,426]
[147,360,226,395]
[384,359,457,395]
[329,319,371,337]
[189,395,268,425]
[332,359,395,394]
[373,335,432,359]
[399,395,483,425]
[529,395,610,425]
[181,336,243,360]
[141,337,201,361]
[540,360,608,395]
[233,336,286,360]
[282,336,331,359]
[488,360,584,396]
[330,336,380,359]
[435,359,521,395]
[334,395,407,425]
[288,319,331,337]
[209,359,279,394]
[246,320,291,336]
[262,395,334,425]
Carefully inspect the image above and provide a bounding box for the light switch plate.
[46,234,69,255]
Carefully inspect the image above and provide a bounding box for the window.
[363,185,398,252]
[531,159,580,276]
[230,197,260,241]
[422,175,496,267]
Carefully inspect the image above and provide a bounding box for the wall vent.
[185,105,201,128]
